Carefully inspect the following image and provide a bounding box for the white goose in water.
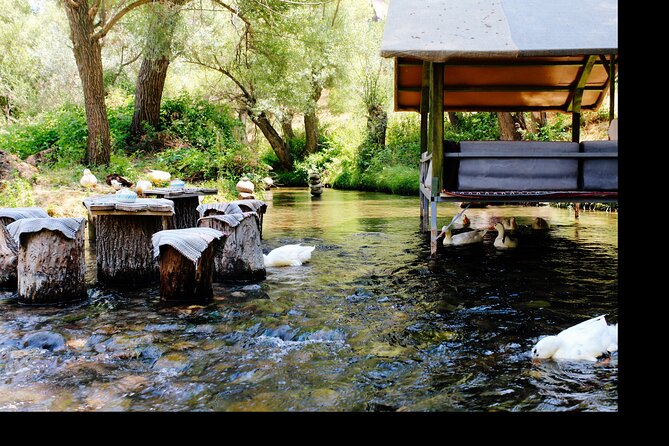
[437,226,486,247]
[492,222,518,249]
[532,315,618,362]
[264,244,315,267]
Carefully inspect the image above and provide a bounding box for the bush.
[0,175,35,207]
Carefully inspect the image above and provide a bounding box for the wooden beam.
[398,59,611,68]
[566,55,597,113]
[398,85,605,93]
[609,53,616,122]
[429,62,444,195]
[419,61,430,232]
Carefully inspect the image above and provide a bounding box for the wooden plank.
[398,85,605,93]
[398,58,611,68]
[419,61,430,155]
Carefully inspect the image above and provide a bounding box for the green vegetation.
[0,0,613,208]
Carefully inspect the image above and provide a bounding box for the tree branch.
[210,0,252,29]
[92,0,157,41]
[186,57,253,101]
[89,0,102,20]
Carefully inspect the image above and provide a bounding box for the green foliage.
[158,94,242,150]
[444,112,500,141]
[0,104,87,164]
[0,175,35,207]
[522,113,570,141]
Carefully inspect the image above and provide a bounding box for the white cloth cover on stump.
[152,227,225,265]
[7,217,85,244]
[0,207,50,221]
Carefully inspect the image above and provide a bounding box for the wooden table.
[142,187,218,229]
[83,196,174,287]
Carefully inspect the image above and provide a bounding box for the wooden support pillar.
[430,199,438,257]
[419,60,430,232]
[428,62,444,257]
[609,54,616,122]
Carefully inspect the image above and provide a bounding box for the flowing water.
[0,188,618,411]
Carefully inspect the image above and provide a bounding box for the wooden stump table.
[83,196,174,287]
[143,187,218,229]
[6,217,86,304]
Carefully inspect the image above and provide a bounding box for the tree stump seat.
[152,227,225,302]
[6,217,86,305]
[0,207,51,289]
[197,203,266,282]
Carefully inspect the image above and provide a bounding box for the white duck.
[492,222,518,249]
[451,213,471,230]
[532,315,618,362]
[489,216,518,232]
[531,217,550,230]
[135,180,153,196]
[264,244,315,267]
[147,169,171,186]
[79,169,98,189]
[437,226,486,247]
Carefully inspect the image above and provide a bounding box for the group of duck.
[80,168,172,195]
[436,213,550,250]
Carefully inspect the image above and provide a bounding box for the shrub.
[0,175,35,207]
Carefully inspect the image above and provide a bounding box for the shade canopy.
[380,0,618,112]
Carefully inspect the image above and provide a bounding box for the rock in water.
[22,331,66,352]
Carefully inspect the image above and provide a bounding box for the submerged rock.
[21,331,65,352]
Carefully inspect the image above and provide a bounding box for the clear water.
[0,188,618,411]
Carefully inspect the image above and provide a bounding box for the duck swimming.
[264,244,315,267]
[531,315,618,362]
[492,222,518,249]
[531,217,550,230]
[437,226,486,246]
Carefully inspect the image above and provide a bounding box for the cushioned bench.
[437,139,618,201]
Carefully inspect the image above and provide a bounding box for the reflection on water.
[0,188,617,411]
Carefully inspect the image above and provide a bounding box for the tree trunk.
[304,111,319,154]
[304,86,323,154]
[63,2,111,165]
[131,56,171,139]
[95,214,168,287]
[280,112,295,141]
[198,215,266,282]
[16,221,87,304]
[0,223,17,288]
[367,104,388,148]
[528,111,548,133]
[251,111,292,170]
[236,109,250,145]
[448,112,460,127]
[158,243,217,302]
[497,112,522,141]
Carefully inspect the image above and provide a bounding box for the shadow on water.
[0,188,617,411]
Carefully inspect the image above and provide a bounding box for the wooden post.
[429,62,444,257]
[420,60,430,232]
[158,243,217,302]
[198,215,266,282]
[0,223,18,288]
[95,214,166,287]
[16,219,87,304]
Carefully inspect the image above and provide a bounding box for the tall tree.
[130,0,189,140]
[62,0,155,165]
